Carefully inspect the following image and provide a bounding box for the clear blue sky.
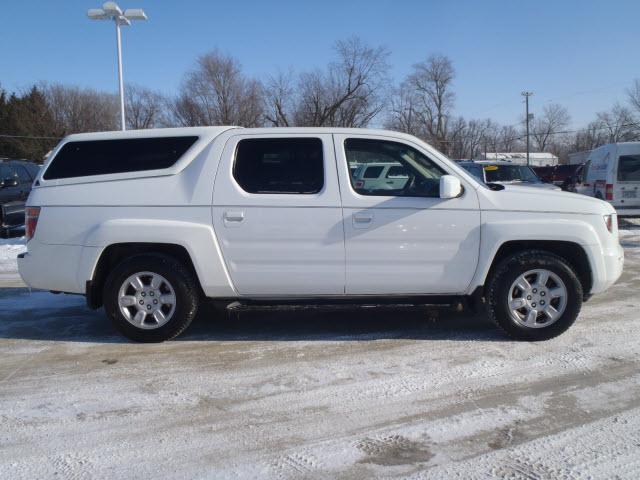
[2,0,639,129]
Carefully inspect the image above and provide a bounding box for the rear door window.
[618,155,640,181]
[233,138,324,194]
[43,136,199,180]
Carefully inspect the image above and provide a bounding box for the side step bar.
[221,289,487,317]
[223,296,470,317]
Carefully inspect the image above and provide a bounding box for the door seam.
[332,133,347,295]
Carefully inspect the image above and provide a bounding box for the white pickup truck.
[18,127,624,342]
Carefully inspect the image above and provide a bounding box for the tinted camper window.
[233,138,324,194]
[43,136,198,180]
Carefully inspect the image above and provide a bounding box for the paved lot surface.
[0,223,639,479]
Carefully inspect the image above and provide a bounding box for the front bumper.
[590,243,624,295]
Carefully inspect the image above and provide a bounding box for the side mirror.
[440,175,462,199]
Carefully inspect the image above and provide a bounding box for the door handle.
[353,212,373,228]
[224,210,245,222]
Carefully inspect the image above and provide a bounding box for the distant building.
[568,150,591,165]
[478,152,559,166]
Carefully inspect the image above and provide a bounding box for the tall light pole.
[88,2,147,131]
[521,91,534,166]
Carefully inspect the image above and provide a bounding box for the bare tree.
[263,70,295,127]
[530,103,570,151]
[293,37,390,127]
[497,125,521,152]
[627,79,640,114]
[570,104,638,152]
[595,104,638,143]
[406,54,455,153]
[443,118,502,160]
[125,84,169,129]
[172,50,264,127]
[384,82,426,137]
[573,121,607,151]
[445,117,470,159]
[41,83,119,133]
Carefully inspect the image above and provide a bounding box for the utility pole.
[521,91,534,166]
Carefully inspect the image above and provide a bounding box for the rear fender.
[84,219,236,297]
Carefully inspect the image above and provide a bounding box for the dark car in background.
[458,160,561,190]
[533,163,585,191]
[0,159,41,237]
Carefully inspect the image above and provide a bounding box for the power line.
[0,133,62,140]
[2,119,640,150]
[501,120,640,145]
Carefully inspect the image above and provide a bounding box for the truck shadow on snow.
[0,289,504,344]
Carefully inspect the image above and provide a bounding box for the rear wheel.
[487,250,583,340]
[104,254,199,342]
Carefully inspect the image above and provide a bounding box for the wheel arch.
[87,243,203,309]
[82,218,236,306]
[481,240,593,300]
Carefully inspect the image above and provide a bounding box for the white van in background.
[351,162,410,191]
[580,142,640,216]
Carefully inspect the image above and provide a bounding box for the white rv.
[580,142,640,216]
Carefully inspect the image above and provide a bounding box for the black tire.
[487,250,583,341]
[103,254,199,342]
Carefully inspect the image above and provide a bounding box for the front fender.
[469,212,602,293]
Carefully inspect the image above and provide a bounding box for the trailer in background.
[479,152,558,166]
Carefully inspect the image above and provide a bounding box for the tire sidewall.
[489,253,582,340]
[104,255,198,342]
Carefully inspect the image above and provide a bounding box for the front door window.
[345,138,445,197]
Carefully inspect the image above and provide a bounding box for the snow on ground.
[0,222,638,479]
[0,236,25,278]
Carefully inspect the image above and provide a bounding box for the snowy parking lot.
[1,222,639,479]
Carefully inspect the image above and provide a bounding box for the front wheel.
[487,250,583,340]
[103,254,199,342]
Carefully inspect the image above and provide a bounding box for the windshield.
[460,163,484,181]
[483,164,540,183]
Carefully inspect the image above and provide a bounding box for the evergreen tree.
[0,86,61,162]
